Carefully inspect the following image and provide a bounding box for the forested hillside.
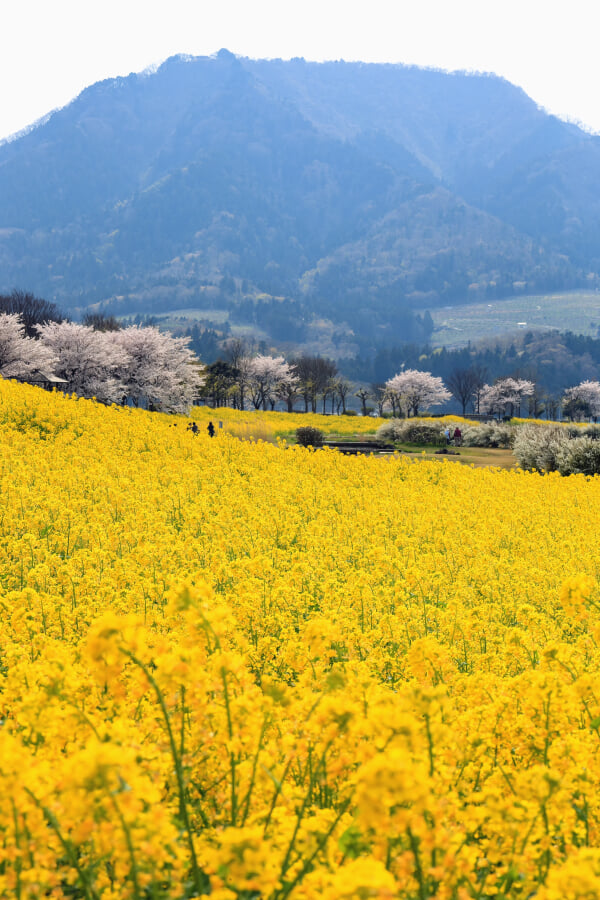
[1,50,599,353]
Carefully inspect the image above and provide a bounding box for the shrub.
[462,423,515,449]
[513,425,569,473]
[342,409,358,416]
[295,426,324,447]
[376,419,445,445]
[557,437,600,476]
[571,424,600,440]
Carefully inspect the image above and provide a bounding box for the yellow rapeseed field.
[2,379,600,899]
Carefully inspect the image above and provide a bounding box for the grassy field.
[392,443,517,468]
[427,289,600,347]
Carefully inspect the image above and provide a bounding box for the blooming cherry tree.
[0,313,58,381]
[114,326,203,414]
[384,369,451,417]
[247,355,298,410]
[480,378,535,417]
[563,380,600,420]
[37,321,128,404]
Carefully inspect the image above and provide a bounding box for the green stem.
[23,788,99,900]
[121,649,206,896]
[263,756,293,837]
[277,799,350,900]
[221,665,238,826]
[407,826,427,900]
[11,799,22,900]
[110,791,141,900]
[241,716,268,825]
[423,712,435,777]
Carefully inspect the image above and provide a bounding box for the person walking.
[207,421,215,438]
[453,426,462,447]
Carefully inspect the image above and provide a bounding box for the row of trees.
[0,313,202,413]
[200,346,355,413]
[2,291,599,421]
[381,370,600,421]
[380,370,535,419]
[201,348,596,422]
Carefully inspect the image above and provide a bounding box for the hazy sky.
[1,0,598,141]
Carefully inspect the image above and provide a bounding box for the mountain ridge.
[1,51,599,354]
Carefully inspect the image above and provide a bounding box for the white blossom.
[113,326,203,414]
[480,378,535,417]
[247,355,298,410]
[563,380,600,418]
[384,369,451,417]
[0,313,58,382]
[37,321,127,404]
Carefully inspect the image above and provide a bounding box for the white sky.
[1,0,598,141]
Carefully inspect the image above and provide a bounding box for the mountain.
[1,50,600,354]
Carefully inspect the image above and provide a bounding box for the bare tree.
[81,312,121,332]
[527,388,546,419]
[355,386,372,416]
[322,376,337,414]
[291,356,337,413]
[199,360,238,408]
[223,338,249,370]
[545,395,561,421]
[446,368,479,416]
[313,358,338,413]
[471,365,488,414]
[371,382,388,417]
[335,378,353,414]
[0,290,65,338]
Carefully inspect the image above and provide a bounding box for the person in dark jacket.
[207,421,215,438]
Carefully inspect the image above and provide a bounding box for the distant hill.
[1,50,599,354]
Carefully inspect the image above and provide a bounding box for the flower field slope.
[2,380,600,898]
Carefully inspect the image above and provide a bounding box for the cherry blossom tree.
[113,326,203,414]
[384,369,451,417]
[0,313,57,381]
[480,378,535,418]
[563,380,600,420]
[37,321,128,404]
[247,355,298,410]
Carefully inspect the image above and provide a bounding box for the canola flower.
[2,379,600,898]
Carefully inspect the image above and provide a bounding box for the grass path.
[385,442,517,469]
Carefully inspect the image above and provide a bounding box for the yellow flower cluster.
[2,379,600,898]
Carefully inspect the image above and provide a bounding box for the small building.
[26,370,69,392]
